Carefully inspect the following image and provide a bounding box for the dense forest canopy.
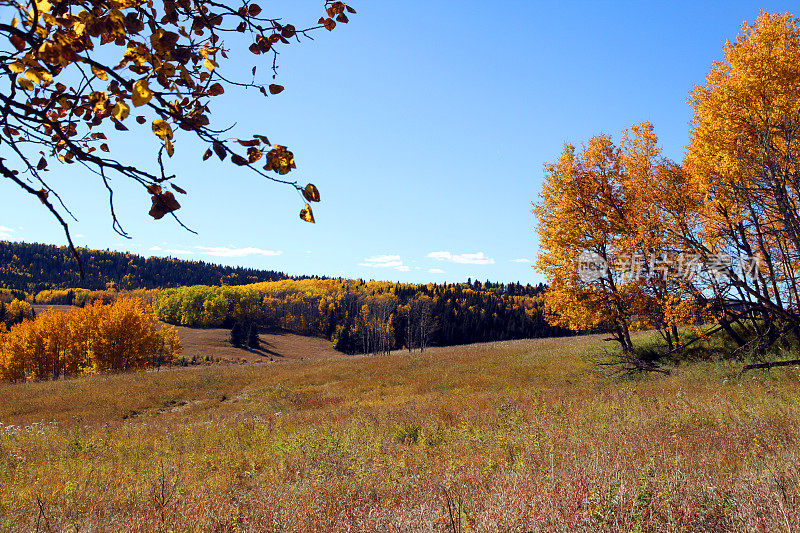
[0,240,288,292]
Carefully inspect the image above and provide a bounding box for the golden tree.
[0,0,352,272]
[535,134,635,352]
[684,12,800,353]
[536,12,800,366]
[535,123,695,357]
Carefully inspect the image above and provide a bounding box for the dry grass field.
[1,332,799,531]
[173,326,344,364]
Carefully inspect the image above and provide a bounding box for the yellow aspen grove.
[536,13,800,366]
[0,299,181,382]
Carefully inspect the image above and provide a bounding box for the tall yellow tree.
[684,11,800,351]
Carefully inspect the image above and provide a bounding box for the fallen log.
[741,359,800,372]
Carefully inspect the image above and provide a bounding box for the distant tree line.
[0,243,571,356]
[0,241,290,293]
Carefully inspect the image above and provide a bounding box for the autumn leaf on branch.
[300,203,315,223]
[302,184,321,202]
[0,0,355,272]
[149,191,181,220]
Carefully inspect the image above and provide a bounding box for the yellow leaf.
[165,138,175,157]
[300,203,315,223]
[109,0,145,7]
[112,101,130,120]
[24,69,42,84]
[132,79,153,107]
[91,92,109,112]
[152,119,173,141]
[302,183,321,202]
[35,0,52,14]
[91,65,108,81]
[9,61,24,74]
[203,58,217,72]
[38,69,53,86]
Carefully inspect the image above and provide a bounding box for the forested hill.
[0,241,289,293]
[151,279,568,354]
[1,241,571,352]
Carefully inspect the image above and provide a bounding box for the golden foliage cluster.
[536,12,800,358]
[0,298,35,328]
[536,123,696,353]
[0,298,180,382]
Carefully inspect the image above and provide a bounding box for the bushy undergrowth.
[599,323,800,376]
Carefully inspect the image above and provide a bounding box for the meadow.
[0,333,798,532]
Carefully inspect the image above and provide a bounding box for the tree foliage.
[536,123,697,355]
[0,297,35,327]
[0,298,180,382]
[0,0,353,270]
[152,278,569,355]
[536,12,800,365]
[682,12,800,350]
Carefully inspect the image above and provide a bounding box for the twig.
[36,497,53,533]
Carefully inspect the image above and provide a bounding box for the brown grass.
[1,333,799,531]
[173,326,343,364]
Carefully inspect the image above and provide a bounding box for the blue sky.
[2,1,797,284]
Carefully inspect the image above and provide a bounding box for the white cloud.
[0,226,14,239]
[149,245,163,251]
[510,258,531,263]
[427,251,495,265]
[428,268,445,274]
[360,254,409,271]
[195,246,282,258]
[165,249,192,256]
